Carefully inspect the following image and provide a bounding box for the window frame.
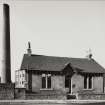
[84,75,93,90]
[41,74,52,89]
[42,74,46,89]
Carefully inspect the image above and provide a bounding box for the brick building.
[15,43,105,100]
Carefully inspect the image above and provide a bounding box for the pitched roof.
[20,54,105,73]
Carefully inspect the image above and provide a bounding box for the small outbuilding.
[15,43,105,100]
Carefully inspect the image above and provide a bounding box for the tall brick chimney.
[1,4,11,83]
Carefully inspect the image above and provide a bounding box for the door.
[65,75,71,94]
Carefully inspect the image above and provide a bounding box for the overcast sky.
[0,0,105,82]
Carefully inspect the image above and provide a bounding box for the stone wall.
[31,74,65,93]
[26,92,66,100]
[78,93,105,100]
[71,74,104,94]
[15,88,25,99]
[23,73,104,100]
[32,74,41,92]
[71,74,84,94]
[15,88,66,100]
[93,76,103,93]
[0,83,15,100]
[51,75,65,93]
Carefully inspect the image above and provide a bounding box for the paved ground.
[0,102,105,105]
[0,100,105,105]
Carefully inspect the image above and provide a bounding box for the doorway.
[65,75,71,94]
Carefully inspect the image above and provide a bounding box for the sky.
[0,0,105,82]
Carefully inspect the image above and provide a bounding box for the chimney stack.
[27,42,32,56]
[1,4,11,83]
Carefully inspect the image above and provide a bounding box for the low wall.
[15,88,105,100]
[0,83,15,100]
[15,88,66,100]
[26,93,66,100]
[25,89,67,100]
[78,93,105,100]
[15,88,25,99]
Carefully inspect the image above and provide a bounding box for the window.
[42,74,51,89]
[84,76,93,89]
[89,76,92,89]
[22,81,24,85]
[47,74,51,88]
[42,74,46,88]
[84,76,87,89]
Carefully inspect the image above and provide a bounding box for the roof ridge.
[24,53,89,60]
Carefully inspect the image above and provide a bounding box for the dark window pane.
[84,76,87,89]
[65,77,69,88]
[22,81,24,84]
[47,76,51,88]
[89,76,92,89]
[42,76,46,88]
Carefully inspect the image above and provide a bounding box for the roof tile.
[20,54,105,73]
